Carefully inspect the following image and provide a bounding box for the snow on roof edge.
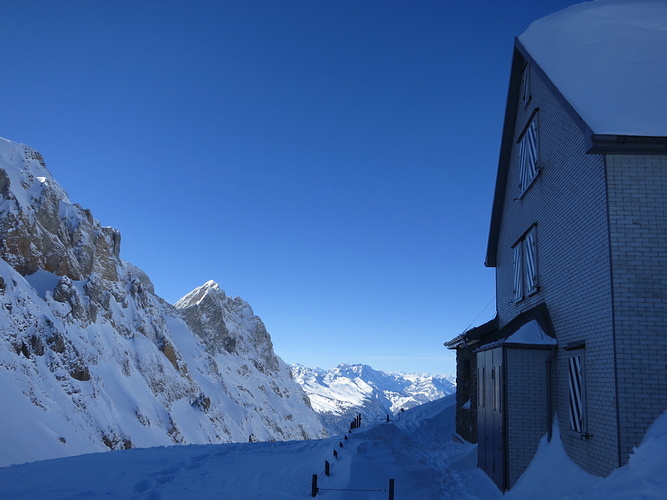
[518,0,667,137]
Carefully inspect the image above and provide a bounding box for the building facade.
[447,1,667,490]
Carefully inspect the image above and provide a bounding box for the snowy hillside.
[0,137,325,467]
[3,394,667,499]
[292,363,455,434]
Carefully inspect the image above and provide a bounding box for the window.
[518,114,539,193]
[521,63,532,107]
[568,355,584,433]
[512,226,538,302]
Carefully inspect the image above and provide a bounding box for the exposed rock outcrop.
[0,137,326,467]
[175,281,280,374]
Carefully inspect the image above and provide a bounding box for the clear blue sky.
[1,0,579,376]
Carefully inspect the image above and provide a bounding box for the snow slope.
[292,363,455,434]
[0,137,325,467]
[2,394,667,499]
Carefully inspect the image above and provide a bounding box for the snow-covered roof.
[505,320,557,345]
[519,0,667,137]
[477,320,557,351]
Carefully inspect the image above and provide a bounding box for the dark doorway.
[477,347,506,489]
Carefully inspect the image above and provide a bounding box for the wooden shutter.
[513,244,523,301]
[521,65,531,105]
[519,118,539,191]
[525,228,538,293]
[568,356,584,433]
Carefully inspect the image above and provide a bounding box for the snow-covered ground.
[2,394,666,499]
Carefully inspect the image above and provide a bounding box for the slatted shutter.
[513,244,523,302]
[525,228,538,293]
[519,117,539,192]
[568,356,584,433]
[521,65,531,105]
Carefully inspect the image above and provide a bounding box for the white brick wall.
[607,154,667,462]
[494,62,619,477]
[490,49,667,482]
[505,347,552,488]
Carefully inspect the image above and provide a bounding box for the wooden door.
[477,348,506,489]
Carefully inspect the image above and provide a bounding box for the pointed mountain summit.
[0,137,325,467]
[175,280,279,373]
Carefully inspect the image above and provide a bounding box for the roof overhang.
[588,134,667,155]
[445,316,498,350]
[484,38,667,268]
[475,302,556,352]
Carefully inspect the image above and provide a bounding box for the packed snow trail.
[0,396,474,500]
[3,393,667,499]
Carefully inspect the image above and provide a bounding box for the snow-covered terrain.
[0,137,325,468]
[292,363,455,434]
[2,394,666,499]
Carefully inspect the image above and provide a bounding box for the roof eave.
[444,316,499,350]
[588,134,667,154]
[485,40,526,268]
[485,38,594,268]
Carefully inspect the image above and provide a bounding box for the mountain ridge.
[0,137,326,467]
[291,362,455,434]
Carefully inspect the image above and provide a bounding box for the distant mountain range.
[291,363,456,435]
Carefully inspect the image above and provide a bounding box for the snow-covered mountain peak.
[292,363,456,435]
[0,137,121,282]
[174,282,276,372]
[174,280,226,309]
[332,363,393,383]
[0,137,326,467]
[0,136,72,209]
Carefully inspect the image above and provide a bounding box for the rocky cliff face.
[0,143,120,282]
[0,137,326,467]
[175,281,280,374]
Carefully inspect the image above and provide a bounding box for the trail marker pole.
[324,460,330,476]
[388,478,395,500]
[311,474,318,497]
